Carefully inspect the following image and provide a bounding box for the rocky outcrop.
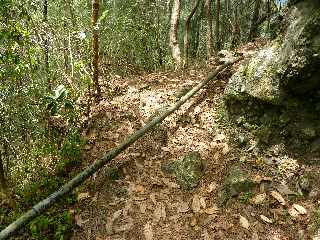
[224,0,320,152]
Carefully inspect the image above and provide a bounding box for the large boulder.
[224,0,320,151]
[225,0,320,105]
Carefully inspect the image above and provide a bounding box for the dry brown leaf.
[260,215,273,223]
[190,217,197,227]
[239,215,250,230]
[135,185,145,193]
[114,217,134,233]
[153,202,166,223]
[75,214,89,227]
[288,206,300,218]
[162,178,179,189]
[252,232,259,240]
[204,205,219,215]
[200,197,207,209]
[213,133,226,142]
[139,202,147,214]
[144,222,154,240]
[112,210,122,222]
[177,202,189,213]
[150,193,157,205]
[251,193,267,205]
[270,191,286,205]
[253,175,272,183]
[222,143,229,155]
[206,182,218,193]
[77,192,90,201]
[213,151,220,160]
[192,195,201,213]
[161,147,170,152]
[293,204,307,215]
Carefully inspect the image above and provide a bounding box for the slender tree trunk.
[206,0,213,58]
[43,0,51,91]
[183,0,201,67]
[248,0,262,41]
[215,0,221,51]
[63,0,70,76]
[0,154,7,193]
[169,0,182,69]
[92,0,102,100]
[231,7,241,48]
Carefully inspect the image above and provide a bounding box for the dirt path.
[71,64,320,240]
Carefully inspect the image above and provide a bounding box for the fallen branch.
[0,57,242,240]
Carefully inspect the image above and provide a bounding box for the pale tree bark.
[62,0,77,91]
[0,154,7,194]
[183,0,201,67]
[63,0,70,76]
[206,0,213,58]
[169,0,182,69]
[43,0,51,91]
[92,0,102,100]
[248,0,262,41]
[215,0,221,51]
[231,6,241,48]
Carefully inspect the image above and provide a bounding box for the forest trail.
[72,64,241,240]
[70,43,320,239]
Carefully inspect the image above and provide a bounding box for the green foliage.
[45,85,73,116]
[29,210,73,240]
[239,191,253,204]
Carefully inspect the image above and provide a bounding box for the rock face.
[224,0,320,152]
[162,152,204,190]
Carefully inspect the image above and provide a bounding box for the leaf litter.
[72,53,320,240]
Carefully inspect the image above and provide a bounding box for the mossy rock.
[223,0,320,152]
[162,152,204,190]
[225,0,320,106]
[217,165,256,206]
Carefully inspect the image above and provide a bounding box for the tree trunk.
[206,0,214,58]
[215,0,221,51]
[248,0,262,41]
[231,6,241,48]
[183,0,201,67]
[0,153,7,193]
[63,0,70,76]
[169,0,182,69]
[92,0,102,100]
[43,0,51,91]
